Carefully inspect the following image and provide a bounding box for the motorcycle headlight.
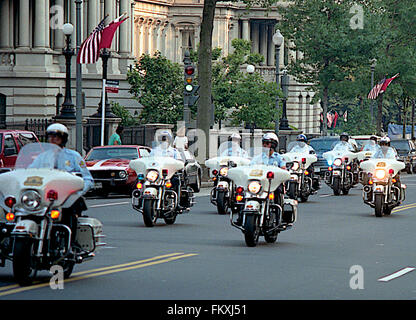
[375,169,386,180]
[119,170,127,179]
[146,170,159,182]
[21,190,42,211]
[248,181,261,194]
[219,167,229,177]
[333,158,342,167]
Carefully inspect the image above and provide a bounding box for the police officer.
[221,133,248,157]
[250,132,286,168]
[373,137,397,159]
[295,134,315,154]
[363,135,379,152]
[31,123,94,248]
[150,130,181,159]
[337,132,355,151]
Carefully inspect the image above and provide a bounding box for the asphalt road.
[1,174,416,300]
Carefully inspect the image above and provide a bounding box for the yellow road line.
[0,252,196,296]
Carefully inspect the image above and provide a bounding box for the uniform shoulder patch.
[79,159,87,168]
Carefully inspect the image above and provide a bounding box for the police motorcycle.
[130,141,195,227]
[323,141,359,195]
[205,140,251,215]
[282,141,318,202]
[360,140,406,217]
[0,143,105,285]
[227,148,297,247]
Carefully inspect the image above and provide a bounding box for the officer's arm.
[74,154,94,194]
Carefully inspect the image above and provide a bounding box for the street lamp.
[272,29,284,135]
[246,64,255,156]
[279,68,291,130]
[56,23,76,119]
[370,58,377,125]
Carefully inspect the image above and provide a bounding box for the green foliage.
[127,52,184,124]
[110,102,138,126]
[211,39,280,128]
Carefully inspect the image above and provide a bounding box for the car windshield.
[309,139,338,153]
[390,140,410,151]
[86,147,139,161]
[354,139,367,149]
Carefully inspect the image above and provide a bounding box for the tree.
[127,52,183,124]
[279,0,382,136]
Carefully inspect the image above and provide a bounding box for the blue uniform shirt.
[30,148,94,194]
[150,146,181,160]
[250,151,286,167]
[221,147,248,158]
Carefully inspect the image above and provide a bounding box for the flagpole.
[101,79,106,146]
[75,0,83,154]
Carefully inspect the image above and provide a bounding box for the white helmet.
[262,132,279,150]
[380,136,391,146]
[46,123,69,146]
[229,132,241,141]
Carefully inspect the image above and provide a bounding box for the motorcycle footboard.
[77,217,106,252]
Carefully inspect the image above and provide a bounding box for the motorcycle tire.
[164,214,177,225]
[243,215,260,247]
[216,191,229,215]
[375,193,384,217]
[384,206,392,216]
[342,188,349,195]
[142,199,157,227]
[287,182,297,200]
[264,211,278,243]
[333,177,341,196]
[13,238,37,286]
[190,172,201,193]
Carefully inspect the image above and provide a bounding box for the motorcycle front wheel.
[142,199,157,227]
[375,193,384,217]
[333,177,341,196]
[13,238,37,286]
[287,181,297,200]
[243,215,260,247]
[216,190,229,215]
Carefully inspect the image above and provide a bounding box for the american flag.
[77,15,108,64]
[367,74,399,100]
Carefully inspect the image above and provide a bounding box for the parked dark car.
[390,139,416,174]
[84,145,151,196]
[0,130,39,173]
[308,136,359,176]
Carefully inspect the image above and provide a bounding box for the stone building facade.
[0,0,321,134]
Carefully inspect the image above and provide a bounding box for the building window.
[181,29,195,57]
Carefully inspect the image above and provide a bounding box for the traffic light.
[183,61,199,107]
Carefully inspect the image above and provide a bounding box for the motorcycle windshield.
[15,142,64,169]
[362,140,380,152]
[331,141,353,152]
[287,141,309,153]
[218,141,249,158]
[373,147,396,159]
[149,140,183,161]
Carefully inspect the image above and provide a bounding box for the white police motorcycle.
[0,143,105,285]
[227,148,297,247]
[323,141,359,195]
[205,141,251,215]
[282,141,317,202]
[130,143,195,227]
[360,152,406,217]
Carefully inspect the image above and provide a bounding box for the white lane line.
[319,194,332,198]
[90,201,130,208]
[378,267,416,282]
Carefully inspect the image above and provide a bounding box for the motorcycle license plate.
[333,171,341,176]
[94,182,103,189]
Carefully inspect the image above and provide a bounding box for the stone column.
[70,0,77,49]
[175,26,181,63]
[18,0,30,49]
[259,23,267,65]
[105,0,114,49]
[130,1,135,56]
[86,0,98,74]
[279,36,285,68]
[242,19,250,41]
[138,18,146,57]
[119,0,129,55]
[0,0,10,49]
[53,0,65,51]
[267,24,274,66]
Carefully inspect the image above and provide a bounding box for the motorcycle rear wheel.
[13,238,37,286]
[375,194,384,217]
[216,191,229,215]
[142,199,157,227]
[244,215,260,247]
[287,181,297,200]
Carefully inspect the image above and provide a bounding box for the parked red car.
[84,145,151,196]
[0,130,39,172]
